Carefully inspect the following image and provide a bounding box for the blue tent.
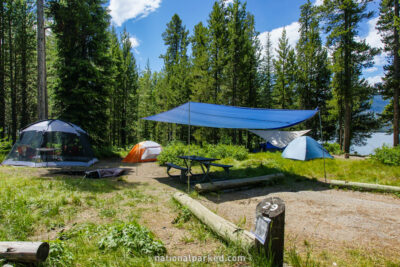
[282,136,333,161]
[143,102,318,129]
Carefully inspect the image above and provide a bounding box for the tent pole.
[319,110,327,182]
[187,102,191,193]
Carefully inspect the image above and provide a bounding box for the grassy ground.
[202,151,400,187]
[1,152,399,266]
[0,166,260,266]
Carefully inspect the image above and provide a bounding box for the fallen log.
[327,179,400,193]
[194,173,284,193]
[0,242,49,263]
[173,192,256,250]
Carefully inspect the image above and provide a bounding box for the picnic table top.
[178,155,220,162]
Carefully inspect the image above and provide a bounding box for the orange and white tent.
[122,141,162,163]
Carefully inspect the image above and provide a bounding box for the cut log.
[327,179,400,193]
[173,192,256,250]
[194,173,284,193]
[0,242,49,263]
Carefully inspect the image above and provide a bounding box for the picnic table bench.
[203,162,233,175]
[166,162,188,182]
[166,156,233,183]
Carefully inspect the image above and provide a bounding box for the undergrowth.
[157,142,248,166]
[372,145,400,166]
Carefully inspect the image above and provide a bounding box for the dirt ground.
[33,160,400,263]
[93,161,400,260]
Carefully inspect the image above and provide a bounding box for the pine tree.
[273,28,297,109]
[160,14,190,141]
[296,0,331,139]
[208,0,229,104]
[260,32,274,108]
[377,0,400,146]
[120,29,138,146]
[0,0,5,137]
[49,0,112,145]
[109,27,123,146]
[15,0,36,129]
[191,22,211,103]
[190,22,214,143]
[320,0,379,155]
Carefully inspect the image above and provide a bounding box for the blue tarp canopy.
[142,102,318,129]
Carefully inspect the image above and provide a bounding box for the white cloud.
[314,0,324,6]
[364,17,383,50]
[129,36,140,54]
[129,36,140,48]
[364,66,378,73]
[223,0,234,5]
[109,0,162,26]
[258,21,300,58]
[366,75,382,86]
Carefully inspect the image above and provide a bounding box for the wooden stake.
[255,197,285,267]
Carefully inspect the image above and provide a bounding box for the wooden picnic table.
[178,155,220,183]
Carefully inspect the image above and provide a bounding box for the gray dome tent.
[2,120,98,167]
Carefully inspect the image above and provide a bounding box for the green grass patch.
[217,151,400,187]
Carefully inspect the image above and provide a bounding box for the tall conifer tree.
[273,29,297,109]
[296,0,331,139]
[377,0,400,146]
[320,0,379,154]
[49,0,112,145]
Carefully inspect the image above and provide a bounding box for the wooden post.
[0,242,49,263]
[255,197,285,267]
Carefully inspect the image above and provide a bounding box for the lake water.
[351,132,395,155]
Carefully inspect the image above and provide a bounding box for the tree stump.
[255,197,285,267]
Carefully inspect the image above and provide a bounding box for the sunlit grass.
[206,152,400,187]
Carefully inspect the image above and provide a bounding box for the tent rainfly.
[2,120,98,167]
[122,141,162,163]
[249,129,311,148]
[282,136,333,161]
[143,102,318,129]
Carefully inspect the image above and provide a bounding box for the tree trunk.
[343,9,351,157]
[394,0,400,147]
[9,5,16,143]
[0,0,5,138]
[20,2,28,129]
[37,0,47,120]
[121,95,127,147]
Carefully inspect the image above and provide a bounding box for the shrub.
[323,143,343,155]
[372,145,400,166]
[98,222,166,256]
[45,240,74,267]
[0,137,12,162]
[157,142,248,165]
[93,146,122,159]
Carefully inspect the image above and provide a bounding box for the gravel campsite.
[1,158,399,266]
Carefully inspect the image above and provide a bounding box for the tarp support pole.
[187,101,191,193]
[319,110,327,182]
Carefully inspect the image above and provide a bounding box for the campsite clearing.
[0,158,399,266]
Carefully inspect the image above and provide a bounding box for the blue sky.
[107,0,384,85]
